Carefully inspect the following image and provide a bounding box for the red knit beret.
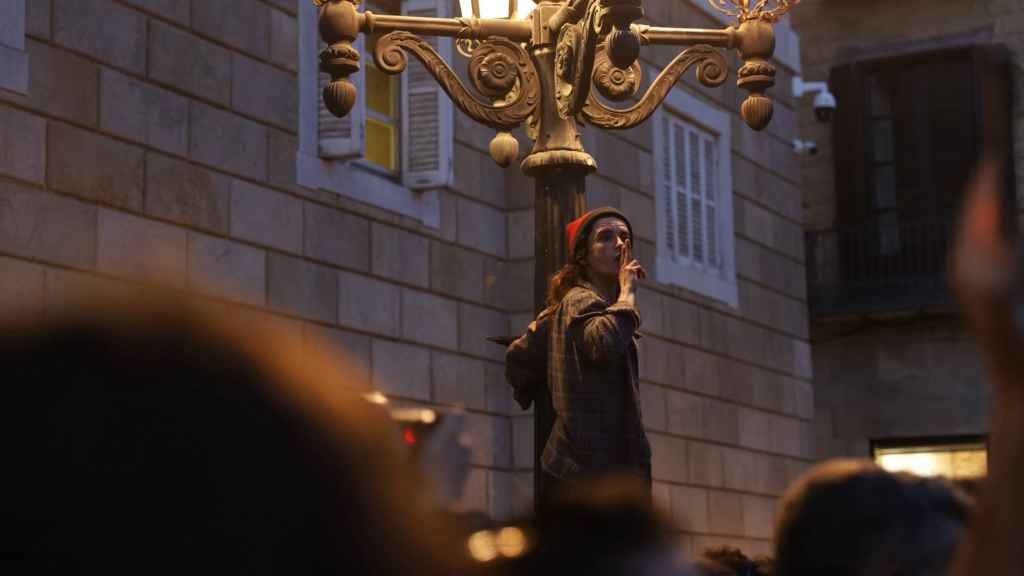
[565,207,632,259]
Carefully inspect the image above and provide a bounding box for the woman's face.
[584,217,630,279]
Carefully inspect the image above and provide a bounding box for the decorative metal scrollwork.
[554,0,602,120]
[470,48,519,98]
[374,32,539,131]
[707,0,800,23]
[580,44,727,129]
[555,27,577,82]
[455,38,479,58]
[592,41,641,102]
[454,17,481,58]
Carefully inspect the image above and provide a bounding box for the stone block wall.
[812,319,990,461]
[0,0,813,557]
[793,0,1024,230]
[791,1,1007,462]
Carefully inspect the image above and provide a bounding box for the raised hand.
[617,239,647,300]
[947,158,1024,576]
[948,160,1021,387]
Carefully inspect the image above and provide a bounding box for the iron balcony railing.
[806,216,956,317]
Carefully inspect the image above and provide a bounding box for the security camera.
[813,90,837,123]
[792,77,836,124]
[793,139,818,157]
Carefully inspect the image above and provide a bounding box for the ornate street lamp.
[315,0,799,508]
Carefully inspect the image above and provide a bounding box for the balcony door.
[829,45,1013,303]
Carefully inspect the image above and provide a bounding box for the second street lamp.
[316,0,799,510]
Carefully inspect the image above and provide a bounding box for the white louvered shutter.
[674,122,689,262]
[659,116,676,262]
[318,35,366,159]
[400,0,454,189]
[688,128,704,265]
[704,136,719,269]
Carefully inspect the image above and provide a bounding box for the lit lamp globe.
[457,0,536,19]
[458,0,536,167]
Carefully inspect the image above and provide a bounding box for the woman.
[506,207,651,497]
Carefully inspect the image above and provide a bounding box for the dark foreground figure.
[2,290,465,575]
[774,459,969,576]
[491,475,686,576]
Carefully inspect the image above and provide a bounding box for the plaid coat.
[505,282,651,482]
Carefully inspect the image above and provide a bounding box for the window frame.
[360,4,402,176]
[653,86,737,308]
[296,0,441,227]
[826,44,1014,302]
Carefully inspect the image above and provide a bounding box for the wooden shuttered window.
[830,61,869,228]
[400,0,454,189]
[831,44,1013,231]
[829,45,1013,286]
[316,0,453,191]
[652,97,736,307]
[660,115,723,271]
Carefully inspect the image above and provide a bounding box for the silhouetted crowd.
[4,160,1020,575]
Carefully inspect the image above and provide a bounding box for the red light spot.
[403,427,417,445]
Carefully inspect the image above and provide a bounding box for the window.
[0,0,28,95]
[872,436,988,489]
[363,31,400,172]
[298,0,452,226]
[815,45,1013,314]
[864,72,900,255]
[832,45,1014,244]
[653,89,736,307]
[834,50,989,241]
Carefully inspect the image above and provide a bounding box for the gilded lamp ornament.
[314,0,799,514]
[317,0,799,167]
[707,0,800,22]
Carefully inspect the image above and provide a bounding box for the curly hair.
[544,258,588,309]
[774,459,970,576]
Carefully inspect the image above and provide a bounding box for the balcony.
[806,216,956,318]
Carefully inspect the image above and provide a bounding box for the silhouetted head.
[774,459,971,576]
[3,287,462,575]
[509,474,684,575]
[696,546,773,576]
[700,546,754,576]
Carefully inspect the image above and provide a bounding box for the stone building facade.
[0,0,811,557]
[791,0,1023,466]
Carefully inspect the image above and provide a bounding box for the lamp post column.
[530,171,586,510]
[520,0,597,511]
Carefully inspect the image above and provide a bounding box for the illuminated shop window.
[872,437,987,481]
